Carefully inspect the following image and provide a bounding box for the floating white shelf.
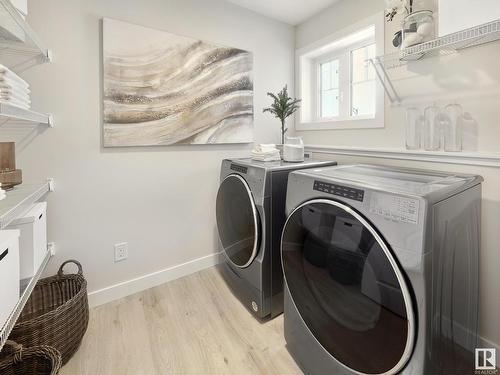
[0,182,51,229]
[0,0,51,72]
[305,145,500,168]
[369,19,500,103]
[0,102,52,126]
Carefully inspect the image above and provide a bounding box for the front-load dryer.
[216,158,337,319]
[281,164,482,374]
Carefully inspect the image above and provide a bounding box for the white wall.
[295,0,500,350]
[1,0,294,300]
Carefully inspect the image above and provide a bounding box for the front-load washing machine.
[281,164,482,375]
[216,158,337,319]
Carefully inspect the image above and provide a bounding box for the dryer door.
[216,174,260,268]
[281,199,416,375]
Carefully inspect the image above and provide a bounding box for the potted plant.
[263,85,301,145]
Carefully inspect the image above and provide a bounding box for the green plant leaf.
[263,85,301,143]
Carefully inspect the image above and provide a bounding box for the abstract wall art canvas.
[102,18,254,146]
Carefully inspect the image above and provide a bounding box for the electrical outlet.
[114,242,128,262]
[47,242,56,256]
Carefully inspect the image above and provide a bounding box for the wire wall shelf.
[0,0,51,72]
[369,19,500,104]
[0,250,52,352]
[0,102,53,126]
[0,182,52,351]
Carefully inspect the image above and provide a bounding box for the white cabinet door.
[439,0,500,36]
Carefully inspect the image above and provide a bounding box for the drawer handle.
[0,248,9,262]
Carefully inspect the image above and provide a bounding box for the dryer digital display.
[230,164,248,174]
[313,180,364,202]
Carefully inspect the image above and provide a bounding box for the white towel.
[0,92,31,103]
[0,82,30,93]
[253,144,277,153]
[0,77,29,91]
[251,145,281,161]
[0,99,31,110]
[0,64,30,89]
[251,154,281,162]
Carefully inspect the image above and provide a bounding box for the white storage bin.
[8,202,47,280]
[0,229,21,329]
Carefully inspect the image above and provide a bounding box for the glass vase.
[402,10,435,49]
[405,107,423,150]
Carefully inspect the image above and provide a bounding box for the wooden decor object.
[0,142,22,189]
[0,142,16,172]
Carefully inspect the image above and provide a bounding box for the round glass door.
[281,199,415,375]
[216,174,259,268]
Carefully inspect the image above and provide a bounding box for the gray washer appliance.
[216,158,337,319]
[281,164,482,375]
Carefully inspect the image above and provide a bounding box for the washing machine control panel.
[313,180,365,202]
[369,192,420,224]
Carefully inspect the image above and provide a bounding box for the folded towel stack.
[251,144,281,162]
[0,64,31,110]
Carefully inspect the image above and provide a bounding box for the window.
[319,59,340,118]
[350,44,376,117]
[295,14,384,130]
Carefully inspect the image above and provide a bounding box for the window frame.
[349,42,377,118]
[314,39,377,123]
[316,54,343,120]
[295,13,385,131]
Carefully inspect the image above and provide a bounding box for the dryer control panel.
[313,180,364,202]
[230,164,248,174]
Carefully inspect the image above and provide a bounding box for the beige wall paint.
[295,0,500,348]
[1,0,294,292]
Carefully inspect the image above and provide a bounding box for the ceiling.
[225,0,341,25]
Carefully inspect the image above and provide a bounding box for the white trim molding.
[305,145,500,168]
[88,252,222,307]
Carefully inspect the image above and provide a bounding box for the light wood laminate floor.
[61,266,303,375]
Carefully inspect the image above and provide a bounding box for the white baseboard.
[479,335,500,354]
[438,315,500,354]
[88,252,222,307]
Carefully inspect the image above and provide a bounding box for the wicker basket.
[0,341,62,375]
[9,260,89,365]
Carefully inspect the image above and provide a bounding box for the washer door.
[216,174,260,268]
[281,199,415,375]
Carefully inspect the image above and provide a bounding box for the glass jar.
[405,107,423,150]
[402,10,435,49]
[423,105,442,151]
[283,136,305,162]
[443,103,463,152]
